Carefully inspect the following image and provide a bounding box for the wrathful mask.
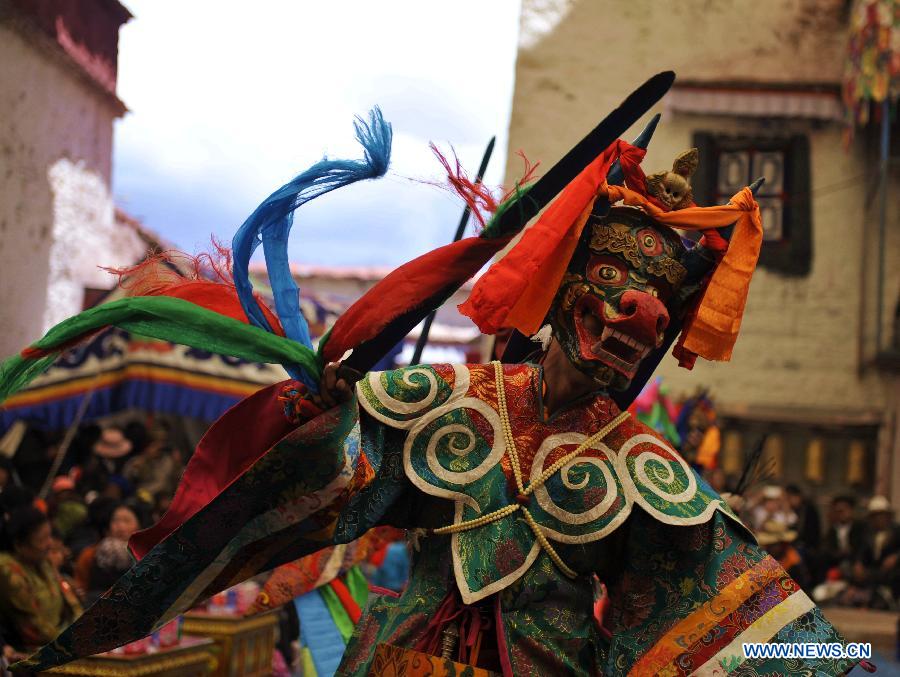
[549,206,694,390]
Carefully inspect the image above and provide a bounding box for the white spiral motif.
[403,397,505,511]
[530,433,619,526]
[623,434,697,503]
[361,364,471,430]
[367,367,439,416]
[426,423,479,483]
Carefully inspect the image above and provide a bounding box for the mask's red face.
[550,207,688,390]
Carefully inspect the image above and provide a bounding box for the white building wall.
[0,22,146,357]
[505,0,887,413]
[44,157,147,331]
[506,0,900,497]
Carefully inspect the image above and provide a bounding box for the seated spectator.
[78,427,133,496]
[66,497,118,569]
[851,496,900,607]
[784,484,824,585]
[749,485,796,531]
[80,503,142,605]
[72,497,118,595]
[0,507,81,651]
[757,520,811,591]
[123,423,181,498]
[47,476,87,543]
[822,495,865,576]
[784,484,821,550]
[48,530,82,614]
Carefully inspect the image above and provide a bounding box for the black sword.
[341,71,676,377]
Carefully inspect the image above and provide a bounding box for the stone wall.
[0,19,145,357]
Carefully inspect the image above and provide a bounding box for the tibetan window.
[692,133,812,276]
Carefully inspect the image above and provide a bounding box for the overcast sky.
[113,1,522,267]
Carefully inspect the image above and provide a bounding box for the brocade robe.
[337,363,856,675]
[22,363,856,676]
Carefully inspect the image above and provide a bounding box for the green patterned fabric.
[357,362,744,603]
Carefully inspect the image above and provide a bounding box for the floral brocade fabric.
[370,642,499,676]
[340,507,856,675]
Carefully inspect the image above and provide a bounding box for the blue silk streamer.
[231,108,392,390]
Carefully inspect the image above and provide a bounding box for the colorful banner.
[0,328,288,432]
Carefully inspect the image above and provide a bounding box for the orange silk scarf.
[459,144,763,364]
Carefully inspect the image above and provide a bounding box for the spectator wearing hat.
[757,520,811,591]
[0,507,81,651]
[78,427,133,496]
[749,485,796,532]
[852,496,900,605]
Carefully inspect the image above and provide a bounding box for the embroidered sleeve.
[356,364,464,428]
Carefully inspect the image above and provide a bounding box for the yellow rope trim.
[525,410,631,497]
[433,504,520,535]
[432,362,629,580]
[493,360,526,495]
[521,506,577,578]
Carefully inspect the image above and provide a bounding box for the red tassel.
[277,382,323,423]
[428,143,499,228]
[426,145,539,230]
[102,239,285,335]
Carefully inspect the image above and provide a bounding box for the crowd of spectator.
[726,483,900,610]
[0,420,184,664]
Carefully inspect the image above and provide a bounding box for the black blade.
[735,434,770,496]
[343,72,675,376]
[490,71,674,236]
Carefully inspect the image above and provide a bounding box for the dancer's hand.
[720,492,745,513]
[312,363,356,409]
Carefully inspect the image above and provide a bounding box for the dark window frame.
[693,132,812,276]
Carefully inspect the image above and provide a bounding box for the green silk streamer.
[318,585,356,643]
[0,296,323,405]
